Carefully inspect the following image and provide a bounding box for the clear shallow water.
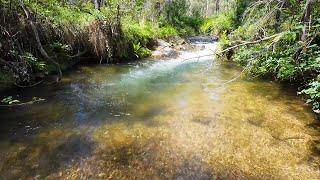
[0,42,320,179]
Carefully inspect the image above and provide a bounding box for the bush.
[160,0,204,35]
[200,12,235,35]
[123,21,179,59]
[23,53,47,73]
[300,80,320,113]
[133,42,152,59]
[218,0,320,111]
[158,25,179,38]
[162,0,188,26]
[123,22,156,47]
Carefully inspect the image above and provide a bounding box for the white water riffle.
[66,42,218,107]
[126,42,217,80]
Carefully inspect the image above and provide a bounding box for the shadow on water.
[0,134,94,179]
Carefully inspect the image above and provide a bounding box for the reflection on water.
[0,42,319,179]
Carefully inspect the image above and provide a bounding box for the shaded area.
[0,133,94,179]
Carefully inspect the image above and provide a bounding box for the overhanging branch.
[217,33,285,55]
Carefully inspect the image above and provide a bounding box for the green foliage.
[300,80,320,112]
[9,50,47,73]
[160,0,204,35]
[158,26,179,38]
[51,42,72,53]
[29,1,96,27]
[0,70,12,82]
[199,0,252,36]
[133,42,152,59]
[1,96,20,105]
[217,0,320,111]
[163,0,188,26]
[123,21,178,59]
[123,22,155,47]
[22,53,47,72]
[232,33,320,110]
[201,12,235,35]
[233,0,253,27]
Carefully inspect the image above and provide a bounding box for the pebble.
[98,173,106,178]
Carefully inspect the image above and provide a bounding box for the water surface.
[0,41,319,179]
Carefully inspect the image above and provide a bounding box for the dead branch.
[14,78,44,88]
[217,33,284,55]
[181,54,215,62]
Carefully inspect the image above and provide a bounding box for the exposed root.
[14,79,44,88]
[19,0,62,81]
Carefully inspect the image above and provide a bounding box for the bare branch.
[217,33,285,55]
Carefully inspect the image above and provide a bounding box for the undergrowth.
[0,0,184,86]
[208,0,320,113]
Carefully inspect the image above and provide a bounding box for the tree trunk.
[206,0,210,16]
[301,0,314,41]
[215,0,220,13]
[93,0,100,10]
[274,9,281,33]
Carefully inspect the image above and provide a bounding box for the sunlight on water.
[0,41,319,179]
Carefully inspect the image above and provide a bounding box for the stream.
[0,40,320,179]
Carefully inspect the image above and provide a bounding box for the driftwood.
[19,0,62,81]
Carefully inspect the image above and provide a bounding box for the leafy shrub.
[23,53,47,72]
[158,25,178,38]
[218,33,231,49]
[160,0,204,35]
[200,12,235,35]
[9,50,47,73]
[51,42,71,53]
[30,1,95,27]
[162,0,188,26]
[180,16,204,34]
[209,0,320,112]
[123,21,178,59]
[123,22,155,47]
[133,42,152,59]
[300,80,320,113]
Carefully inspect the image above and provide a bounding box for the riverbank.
[200,1,320,114]
[0,0,190,94]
